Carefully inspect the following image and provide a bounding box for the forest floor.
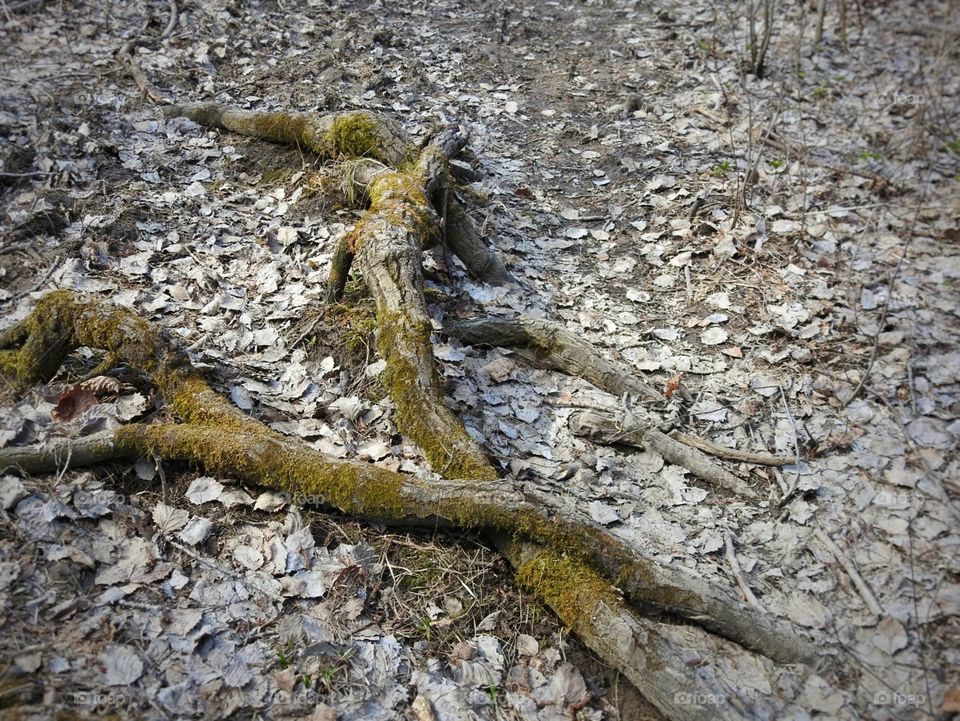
[0,1,958,720]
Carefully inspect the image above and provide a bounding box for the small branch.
[569,410,759,499]
[670,430,796,466]
[159,0,178,41]
[813,528,883,617]
[448,316,662,403]
[725,533,764,611]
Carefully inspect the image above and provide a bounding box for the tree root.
[447,316,777,495]
[0,104,820,720]
[0,291,815,710]
[166,104,512,287]
[447,316,662,402]
[569,409,759,499]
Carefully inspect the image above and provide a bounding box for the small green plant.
[486,685,499,706]
[946,139,960,153]
[319,666,337,689]
[696,39,711,52]
[710,160,733,176]
[769,158,784,169]
[858,151,883,162]
[416,616,433,641]
[813,86,829,99]
[318,648,355,692]
[276,638,296,669]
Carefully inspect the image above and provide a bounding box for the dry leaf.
[51,387,98,421]
[665,372,684,399]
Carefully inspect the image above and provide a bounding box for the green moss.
[515,550,618,630]
[376,310,498,481]
[250,112,309,148]
[346,170,438,253]
[257,167,295,187]
[327,112,383,160]
[345,312,377,355]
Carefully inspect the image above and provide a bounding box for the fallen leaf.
[51,387,98,421]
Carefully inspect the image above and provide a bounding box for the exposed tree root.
[447,317,775,493]
[447,316,663,402]
[165,105,512,286]
[0,301,815,718]
[569,409,759,499]
[0,105,820,720]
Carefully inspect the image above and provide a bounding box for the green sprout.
[711,160,732,176]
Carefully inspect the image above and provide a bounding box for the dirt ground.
[0,1,958,720]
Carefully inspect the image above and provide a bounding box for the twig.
[115,0,178,105]
[843,176,930,407]
[669,430,796,466]
[812,528,883,617]
[11,258,59,302]
[725,533,764,611]
[0,170,50,179]
[159,0,178,40]
[777,385,802,501]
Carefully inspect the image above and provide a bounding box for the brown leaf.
[664,372,684,399]
[51,387,99,421]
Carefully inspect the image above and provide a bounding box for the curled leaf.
[51,388,99,421]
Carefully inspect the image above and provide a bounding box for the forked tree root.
[0,105,819,721]
[165,104,513,287]
[448,316,790,494]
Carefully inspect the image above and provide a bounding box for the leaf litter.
[0,0,958,719]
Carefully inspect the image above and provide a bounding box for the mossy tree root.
[165,103,512,287]
[0,104,818,719]
[0,296,813,651]
[164,104,415,167]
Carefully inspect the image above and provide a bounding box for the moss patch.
[327,112,383,160]
[515,549,619,630]
[376,310,498,481]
